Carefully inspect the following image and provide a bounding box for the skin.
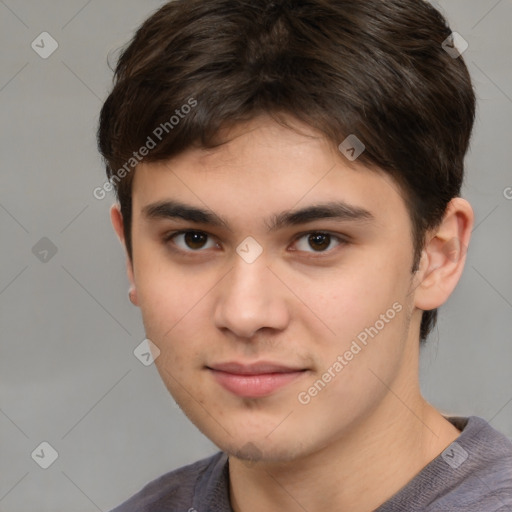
[111,115,474,512]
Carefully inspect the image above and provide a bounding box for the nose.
[213,255,290,339]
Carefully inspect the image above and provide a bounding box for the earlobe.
[414,198,474,311]
[128,285,138,306]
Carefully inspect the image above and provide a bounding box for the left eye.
[169,231,218,251]
[293,232,343,253]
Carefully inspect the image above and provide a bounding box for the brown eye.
[184,232,208,249]
[293,232,344,254]
[167,231,217,252]
[308,233,331,251]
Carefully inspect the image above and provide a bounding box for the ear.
[413,198,474,311]
[110,204,138,306]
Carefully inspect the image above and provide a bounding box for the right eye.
[163,230,220,253]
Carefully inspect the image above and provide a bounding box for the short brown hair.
[97,0,476,342]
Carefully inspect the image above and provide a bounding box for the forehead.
[131,116,410,233]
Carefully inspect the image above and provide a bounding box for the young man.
[98,0,512,510]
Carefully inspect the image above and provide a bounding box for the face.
[124,116,423,463]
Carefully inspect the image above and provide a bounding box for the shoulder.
[109,451,229,512]
[430,416,512,511]
[454,416,512,508]
[378,416,512,512]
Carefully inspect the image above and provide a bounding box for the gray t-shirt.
[111,416,512,511]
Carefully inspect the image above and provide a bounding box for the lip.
[207,361,307,398]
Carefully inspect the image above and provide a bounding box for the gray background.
[0,1,511,511]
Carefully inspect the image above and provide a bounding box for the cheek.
[306,256,407,339]
[134,254,208,352]
[300,254,413,394]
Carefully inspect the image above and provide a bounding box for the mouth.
[206,361,308,398]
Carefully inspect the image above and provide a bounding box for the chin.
[211,430,317,466]
[229,442,299,464]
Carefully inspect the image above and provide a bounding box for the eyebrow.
[141,199,374,232]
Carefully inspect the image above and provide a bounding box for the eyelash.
[161,230,348,258]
